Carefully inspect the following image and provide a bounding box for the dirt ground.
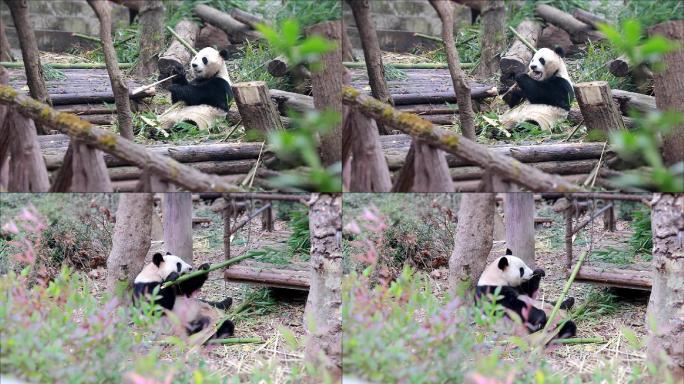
[426,200,650,380]
[86,200,307,380]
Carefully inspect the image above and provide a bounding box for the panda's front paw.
[515,73,531,82]
[533,268,546,277]
[199,263,211,271]
[165,271,180,282]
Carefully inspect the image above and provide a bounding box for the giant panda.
[476,249,577,340]
[501,47,575,131]
[158,47,234,130]
[133,252,235,341]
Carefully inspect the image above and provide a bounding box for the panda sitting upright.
[476,249,577,340]
[133,252,234,341]
[501,47,575,131]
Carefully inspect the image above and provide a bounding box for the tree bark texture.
[6,108,50,191]
[304,193,342,379]
[158,20,199,79]
[88,0,134,140]
[429,0,477,140]
[343,87,584,192]
[0,89,242,192]
[394,140,453,192]
[476,0,506,77]
[233,81,284,138]
[71,139,113,192]
[646,193,684,381]
[449,193,495,293]
[194,4,259,43]
[344,107,392,192]
[49,142,73,192]
[162,192,194,259]
[0,66,9,188]
[307,21,344,166]
[107,193,153,294]
[500,20,541,86]
[648,21,684,167]
[535,4,603,43]
[0,16,14,62]
[572,8,609,30]
[134,0,165,78]
[346,0,392,135]
[574,81,625,137]
[504,192,536,268]
[6,0,50,134]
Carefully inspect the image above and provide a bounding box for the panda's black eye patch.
[177,262,181,272]
[202,57,208,65]
[539,58,545,65]
[519,267,524,277]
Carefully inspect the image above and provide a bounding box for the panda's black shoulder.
[190,76,230,89]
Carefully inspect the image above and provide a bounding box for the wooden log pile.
[224,261,310,291]
[193,4,262,44]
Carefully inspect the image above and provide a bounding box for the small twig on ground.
[207,337,264,345]
[563,119,584,142]
[550,337,606,345]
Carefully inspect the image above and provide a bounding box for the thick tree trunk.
[648,21,684,167]
[346,0,392,135]
[88,0,134,140]
[304,193,341,379]
[393,140,453,192]
[158,20,199,80]
[500,20,541,85]
[0,17,14,62]
[476,1,506,77]
[341,19,354,62]
[162,193,193,259]
[233,81,284,138]
[504,193,536,268]
[307,21,344,166]
[269,89,314,114]
[429,0,477,140]
[6,0,50,134]
[574,81,625,137]
[107,193,153,294]
[133,0,165,78]
[71,139,113,192]
[611,89,657,115]
[449,193,495,294]
[6,108,50,191]
[646,193,684,381]
[344,107,392,192]
[0,66,10,189]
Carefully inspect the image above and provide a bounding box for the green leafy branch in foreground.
[596,19,684,192]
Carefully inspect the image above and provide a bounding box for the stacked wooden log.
[38,135,265,191]
[380,134,619,191]
[193,4,262,44]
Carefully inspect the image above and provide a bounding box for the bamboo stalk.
[508,25,538,53]
[161,252,259,289]
[543,250,589,337]
[72,32,101,43]
[207,337,264,345]
[343,61,476,69]
[413,32,443,42]
[166,25,198,55]
[0,61,133,69]
[550,337,606,345]
[131,74,177,96]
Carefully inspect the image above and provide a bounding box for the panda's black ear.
[554,46,565,58]
[498,256,509,270]
[153,253,164,267]
[505,248,513,255]
[219,49,229,60]
[166,252,171,255]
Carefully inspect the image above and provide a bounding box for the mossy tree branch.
[0,85,242,192]
[342,86,585,192]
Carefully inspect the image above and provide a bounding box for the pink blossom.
[2,220,19,234]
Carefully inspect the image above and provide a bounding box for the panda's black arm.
[505,85,526,108]
[170,83,202,105]
[518,269,545,297]
[176,263,210,296]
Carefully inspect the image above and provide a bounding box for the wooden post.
[261,204,274,232]
[346,0,392,135]
[162,193,194,259]
[393,140,453,192]
[71,140,113,192]
[307,20,344,166]
[603,204,615,232]
[6,0,51,134]
[344,107,392,192]
[500,20,541,85]
[504,192,536,268]
[135,169,177,192]
[574,81,625,138]
[7,109,50,191]
[88,0,134,139]
[158,20,200,80]
[233,81,283,139]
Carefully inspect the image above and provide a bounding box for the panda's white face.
[529,48,565,81]
[190,47,225,80]
[478,254,535,287]
[158,253,193,279]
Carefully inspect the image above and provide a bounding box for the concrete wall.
[343,0,472,51]
[1,0,129,52]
